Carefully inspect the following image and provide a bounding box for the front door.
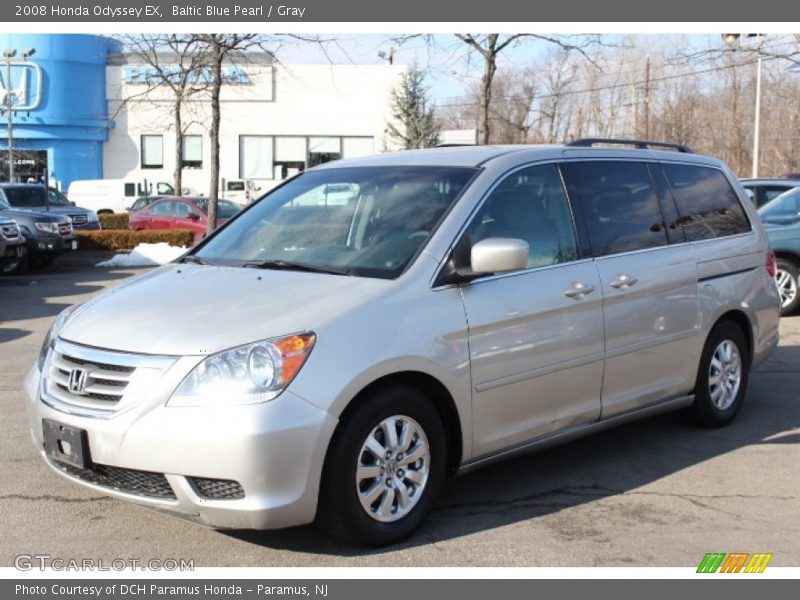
[459,163,605,458]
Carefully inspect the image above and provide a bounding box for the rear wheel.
[686,321,750,428]
[317,385,447,546]
[775,258,800,316]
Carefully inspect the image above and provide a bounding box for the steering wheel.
[408,230,429,240]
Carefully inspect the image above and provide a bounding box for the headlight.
[86,211,99,223]
[37,304,82,371]
[168,333,316,407]
[35,222,59,234]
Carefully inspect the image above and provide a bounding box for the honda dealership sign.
[0,62,43,111]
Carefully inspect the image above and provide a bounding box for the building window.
[274,136,307,180]
[141,135,163,169]
[181,135,203,169]
[239,136,273,178]
[343,137,374,158]
[308,137,342,168]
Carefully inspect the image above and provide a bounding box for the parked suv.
[0,184,100,230]
[25,139,780,545]
[0,218,26,274]
[0,197,76,272]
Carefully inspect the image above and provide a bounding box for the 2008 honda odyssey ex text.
[24,139,781,545]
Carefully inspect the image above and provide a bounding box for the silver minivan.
[24,140,781,545]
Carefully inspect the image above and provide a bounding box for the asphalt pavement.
[1,264,798,567]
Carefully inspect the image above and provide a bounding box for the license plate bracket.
[42,419,90,469]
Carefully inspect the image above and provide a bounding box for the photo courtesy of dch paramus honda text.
[24,139,781,546]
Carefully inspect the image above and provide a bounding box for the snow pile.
[95,243,187,268]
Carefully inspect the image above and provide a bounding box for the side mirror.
[69,201,76,206]
[471,238,529,274]
[187,213,200,221]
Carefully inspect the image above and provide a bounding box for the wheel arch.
[330,371,464,476]
[711,309,754,365]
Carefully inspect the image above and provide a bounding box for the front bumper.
[23,356,338,530]
[1,240,26,265]
[26,234,78,257]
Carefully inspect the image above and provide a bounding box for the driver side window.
[465,163,579,270]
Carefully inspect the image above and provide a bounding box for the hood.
[32,206,93,216]
[0,207,70,222]
[59,264,393,356]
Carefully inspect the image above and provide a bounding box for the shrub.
[77,229,195,251]
[98,212,130,230]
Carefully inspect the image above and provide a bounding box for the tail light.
[766,250,777,278]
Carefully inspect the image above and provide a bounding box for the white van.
[221,179,261,206]
[66,179,175,214]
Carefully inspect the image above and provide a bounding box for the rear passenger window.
[661,164,751,240]
[465,163,579,269]
[565,161,668,257]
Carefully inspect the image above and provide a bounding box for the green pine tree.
[386,65,440,150]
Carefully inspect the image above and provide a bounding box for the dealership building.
[0,34,404,194]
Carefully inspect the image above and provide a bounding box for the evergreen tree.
[386,65,440,150]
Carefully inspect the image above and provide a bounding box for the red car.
[129,196,241,243]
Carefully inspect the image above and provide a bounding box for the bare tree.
[195,34,263,236]
[452,34,600,144]
[119,34,207,196]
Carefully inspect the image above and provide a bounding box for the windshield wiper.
[177,255,211,265]
[242,259,351,276]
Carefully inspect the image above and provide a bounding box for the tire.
[775,258,800,316]
[1,253,28,275]
[685,321,750,428]
[317,385,447,546]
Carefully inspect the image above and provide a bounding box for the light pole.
[377,48,395,65]
[2,47,35,183]
[722,33,764,178]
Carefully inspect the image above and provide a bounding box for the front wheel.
[1,253,28,275]
[317,385,447,546]
[685,321,750,428]
[775,258,800,316]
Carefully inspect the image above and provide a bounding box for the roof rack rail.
[566,138,695,153]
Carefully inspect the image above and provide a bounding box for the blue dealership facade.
[0,34,115,188]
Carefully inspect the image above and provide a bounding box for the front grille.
[0,222,20,239]
[41,339,176,417]
[70,214,87,225]
[58,222,73,237]
[190,477,245,500]
[51,460,176,499]
[47,350,136,410]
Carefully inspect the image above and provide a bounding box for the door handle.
[610,273,638,289]
[563,282,595,298]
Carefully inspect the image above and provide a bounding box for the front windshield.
[196,166,477,279]
[47,188,71,207]
[3,186,46,207]
[758,188,800,223]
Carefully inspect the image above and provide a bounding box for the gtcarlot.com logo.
[697,552,773,573]
[14,554,194,571]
